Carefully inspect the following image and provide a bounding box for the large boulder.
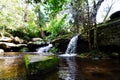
[0,42,27,51]
[24,54,58,75]
[0,36,27,52]
[52,34,89,53]
[97,19,120,53]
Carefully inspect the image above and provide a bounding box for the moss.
[79,51,109,59]
[24,55,30,69]
[52,34,74,42]
[24,54,58,75]
[109,52,119,58]
[98,18,120,27]
[19,47,29,52]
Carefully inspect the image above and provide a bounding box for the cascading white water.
[65,34,79,54]
[36,44,53,54]
[59,34,79,57]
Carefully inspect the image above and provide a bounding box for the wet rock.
[24,54,58,75]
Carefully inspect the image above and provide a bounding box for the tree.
[69,0,84,33]
[103,0,118,22]
[34,3,47,37]
[44,0,67,19]
[46,14,67,40]
[26,0,67,38]
[92,0,104,49]
[85,0,92,50]
[0,0,26,37]
[68,0,104,49]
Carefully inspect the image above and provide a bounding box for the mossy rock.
[24,54,58,75]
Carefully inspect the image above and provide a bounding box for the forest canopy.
[0,0,120,43]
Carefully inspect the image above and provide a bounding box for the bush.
[46,14,67,40]
[9,22,40,40]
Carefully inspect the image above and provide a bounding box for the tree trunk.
[92,0,104,49]
[86,0,92,50]
[24,4,29,22]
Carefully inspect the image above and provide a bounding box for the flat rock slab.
[24,54,58,75]
[28,55,53,63]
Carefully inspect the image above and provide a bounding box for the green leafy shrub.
[46,14,67,40]
[25,22,40,38]
[9,22,40,40]
[49,47,58,53]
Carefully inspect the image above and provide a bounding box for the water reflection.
[59,57,77,80]
[0,52,26,80]
[1,52,119,80]
[58,57,120,80]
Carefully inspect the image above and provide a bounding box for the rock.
[24,54,58,75]
[97,19,120,52]
[0,49,4,55]
[0,37,12,42]
[32,38,43,41]
[0,42,27,52]
[14,36,24,44]
[28,37,45,45]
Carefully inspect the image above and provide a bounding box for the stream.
[43,56,120,80]
[0,52,120,80]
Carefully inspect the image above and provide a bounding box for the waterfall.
[36,44,53,54]
[65,34,79,54]
[59,34,79,57]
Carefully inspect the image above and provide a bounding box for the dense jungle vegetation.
[0,0,120,52]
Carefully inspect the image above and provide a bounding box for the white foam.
[36,44,53,53]
[59,53,77,57]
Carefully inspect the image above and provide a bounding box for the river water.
[28,56,120,80]
[0,52,120,80]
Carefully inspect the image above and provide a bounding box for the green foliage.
[24,55,58,75]
[46,14,67,40]
[34,3,47,27]
[19,47,29,52]
[0,0,25,30]
[9,22,40,40]
[44,0,68,18]
[24,55,30,69]
[49,47,58,53]
[25,22,40,38]
[49,43,59,53]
